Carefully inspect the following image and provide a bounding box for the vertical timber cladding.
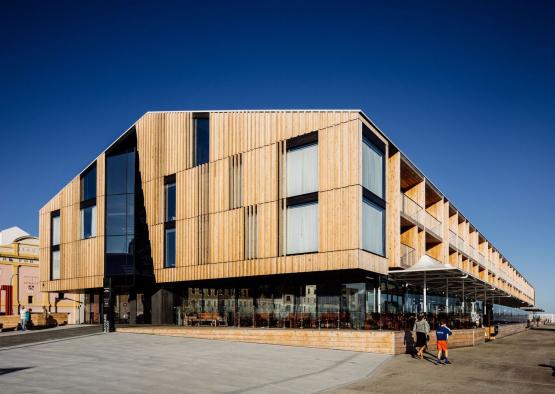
[134,110,389,284]
[39,155,106,292]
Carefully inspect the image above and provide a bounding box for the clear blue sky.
[1,1,553,312]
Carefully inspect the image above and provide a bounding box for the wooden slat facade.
[38,110,534,306]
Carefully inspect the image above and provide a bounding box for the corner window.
[284,131,319,255]
[80,163,97,239]
[193,113,209,166]
[164,174,176,268]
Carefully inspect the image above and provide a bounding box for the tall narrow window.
[51,210,60,280]
[165,177,176,221]
[361,125,386,256]
[80,163,97,239]
[244,205,257,259]
[164,174,176,268]
[193,113,210,166]
[165,228,176,268]
[285,131,319,255]
[229,154,243,209]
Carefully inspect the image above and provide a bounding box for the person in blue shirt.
[435,319,453,365]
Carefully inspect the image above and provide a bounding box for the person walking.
[413,313,430,359]
[435,319,453,365]
[20,305,27,331]
[27,308,32,329]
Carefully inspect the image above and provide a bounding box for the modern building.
[38,110,534,329]
[0,226,81,323]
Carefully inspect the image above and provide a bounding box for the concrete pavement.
[330,328,555,394]
[0,332,389,393]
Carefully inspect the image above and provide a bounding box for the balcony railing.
[457,236,465,254]
[400,194,424,224]
[400,243,417,268]
[477,253,486,269]
[468,245,476,260]
[448,230,457,247]
[424,211,442,238]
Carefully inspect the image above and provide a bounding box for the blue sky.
[1,1,553,312]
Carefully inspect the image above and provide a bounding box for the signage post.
[103,278,115,332]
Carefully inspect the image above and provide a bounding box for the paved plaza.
[331,328,555,394]
[1,327,554,393]
[0,330,389,393]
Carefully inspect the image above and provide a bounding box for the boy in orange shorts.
[435,319,453,365]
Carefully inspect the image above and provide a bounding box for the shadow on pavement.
[0,367,33,376]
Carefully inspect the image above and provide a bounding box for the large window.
[362,198,385,255]
[362,137,384,198]
[286,201,319,254]
[286,142,318,197]
[193,113,209,166]
[105,150,135,276]
[164,174,176,268]
[361,125,386,256]
[80,163,97,239]
[51,210,60,280]
[285,132,319,255]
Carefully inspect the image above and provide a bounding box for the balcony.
[424,211,442,238]
[400,194,424,224]
[400,243,417,268]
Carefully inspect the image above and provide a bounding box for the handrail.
[424,211,442,237]
[400,243,417,268]
[400,194,424,224]
[448,230,457,246]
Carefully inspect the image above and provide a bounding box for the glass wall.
[167,275,527,330]
[105,150,135,276]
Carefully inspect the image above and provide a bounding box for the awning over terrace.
[388,255,532,309]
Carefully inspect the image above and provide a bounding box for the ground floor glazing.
[80,270,528,330]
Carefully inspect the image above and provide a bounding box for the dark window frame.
[80,162,97,239]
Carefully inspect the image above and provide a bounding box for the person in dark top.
[435,319,453,365]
